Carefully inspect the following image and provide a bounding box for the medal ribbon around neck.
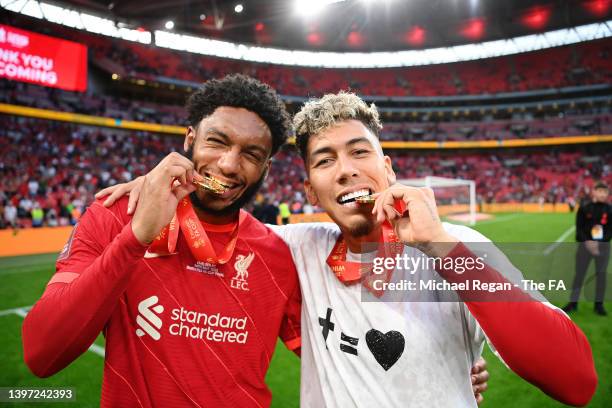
[326,199,406,296]
[148,198,241,264]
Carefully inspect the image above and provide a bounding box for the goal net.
[398,176,477,225]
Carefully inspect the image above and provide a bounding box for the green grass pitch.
[0,212,609,407]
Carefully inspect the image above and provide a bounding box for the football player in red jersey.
[22,75,302,407]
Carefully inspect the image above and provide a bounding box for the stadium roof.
[3,0,611,68]
[50,0,611,52]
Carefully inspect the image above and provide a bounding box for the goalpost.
[398,176,477,226]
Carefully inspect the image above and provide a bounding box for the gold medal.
[355,194,376,204]
[195,176,230,195]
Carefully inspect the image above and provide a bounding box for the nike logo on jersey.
[144,251,176,259]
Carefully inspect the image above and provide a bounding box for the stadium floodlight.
[234,4,243,13]
[294,0,346,17]
[294,0,324,17]
[165,20,174,30]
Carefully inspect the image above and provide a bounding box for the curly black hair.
[186,74,292,157]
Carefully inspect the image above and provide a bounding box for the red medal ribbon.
[326,223,395,280]
[149,214,179,256]
[149,198,241,264]
[325,199,406,297]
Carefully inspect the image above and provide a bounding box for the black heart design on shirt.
[365,329,405,371]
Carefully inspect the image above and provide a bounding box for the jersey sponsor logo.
[170,306,249,344]
[136,296,164,340]
[135,296,249,344]
[231,252,255,291]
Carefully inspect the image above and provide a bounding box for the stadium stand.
[381,114,611,141]
[2,79,610,142]
[1,115,610,228]
[0,116,180,228]
[87,36,612,96]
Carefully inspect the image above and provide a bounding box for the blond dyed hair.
[293,91,383,161]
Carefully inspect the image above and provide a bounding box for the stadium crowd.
[0,116,178,229]
[1,116,610,229]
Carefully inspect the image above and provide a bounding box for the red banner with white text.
[0,24,87,92]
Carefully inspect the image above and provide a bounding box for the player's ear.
[184,126,195,152]
[384,155,396,185]
[304,179,319,206]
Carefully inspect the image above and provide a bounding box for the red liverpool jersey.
[22,197,301,407]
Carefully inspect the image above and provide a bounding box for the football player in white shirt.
[98,91,596,407]
[265,91,596,407]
